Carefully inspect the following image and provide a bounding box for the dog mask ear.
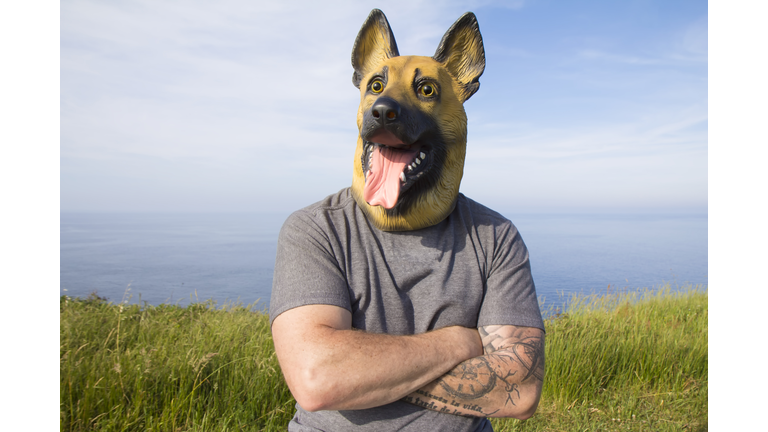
[352,9,400,88]
[433,12,486,102]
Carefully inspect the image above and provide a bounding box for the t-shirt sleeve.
[476,221,545,331]
[269,210,351,326]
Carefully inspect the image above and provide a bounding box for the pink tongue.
[364,146,418,209]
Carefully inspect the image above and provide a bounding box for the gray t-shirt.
[270,188,544,432]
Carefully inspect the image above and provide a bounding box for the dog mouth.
[362,140,431,209]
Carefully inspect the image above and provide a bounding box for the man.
[270,9,545,432]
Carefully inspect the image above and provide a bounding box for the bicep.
[271,304,352,383]
[272,304,352,354]
[270,215,351,324]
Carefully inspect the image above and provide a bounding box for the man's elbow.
[284,364,343,412]
[497,399,540,420]
[512,399,540,420]
[293,391,329,413]
[493,387,542,419]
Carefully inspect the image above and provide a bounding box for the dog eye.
[419,83,436,97]
[371,80,384,94]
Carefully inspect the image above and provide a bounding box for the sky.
[60,0,708,214]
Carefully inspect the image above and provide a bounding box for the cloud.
[61,1,489,161]
[459,99,707,212]
[469,108,706,160]
[60,0,707,213]
[61,1,503,211]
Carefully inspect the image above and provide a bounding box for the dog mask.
[350,9,485,231]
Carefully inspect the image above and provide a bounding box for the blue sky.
[60,0,707,213]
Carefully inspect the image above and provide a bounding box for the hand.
[444,325,483,359]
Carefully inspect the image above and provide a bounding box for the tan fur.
[350,10,484,231]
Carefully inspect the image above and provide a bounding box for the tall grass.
[491,284,708,432]
[60,294,294,431]
[61,284,707,431]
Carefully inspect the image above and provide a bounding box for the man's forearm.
[271,305,483,412]
[403,326,545,419]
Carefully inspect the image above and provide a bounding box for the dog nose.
[371,97,401,124]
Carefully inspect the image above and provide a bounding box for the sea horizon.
[60,210,708,313]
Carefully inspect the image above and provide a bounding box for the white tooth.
[408,165,413,171]
[420,152,426,159]
[415,159,420,165]
[400,172,406,182]
[411,163,417,168]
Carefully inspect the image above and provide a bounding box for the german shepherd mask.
[350,9,485,231]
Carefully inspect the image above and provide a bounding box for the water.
[510,213,708,310]
[60,212,707,312]
[60,212,288,310]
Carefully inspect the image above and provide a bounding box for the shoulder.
[288,188,357,220]
[456,195,510,222]
[454,194,520,239]
[281,188,358,235]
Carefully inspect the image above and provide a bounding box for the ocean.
[60,211,707,313]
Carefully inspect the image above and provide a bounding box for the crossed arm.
[271,304,544,418]
[402,325,544,418]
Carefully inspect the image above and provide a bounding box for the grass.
[60,295,294,431]
[61,284,707,431]
[490,285,708,432]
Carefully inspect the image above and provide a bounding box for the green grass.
[60,295,294,431]
[61,284,707,431]
[490,285,708,432]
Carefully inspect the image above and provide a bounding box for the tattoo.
[405,327,545,417]
[438,357,497,398]
[479,325,529,353]
[408,392,499,417]
[510,336,545,382]
[478,327,502,353]
[503,387,520,407]
[437,329,545,404]
[414,389,448,404]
